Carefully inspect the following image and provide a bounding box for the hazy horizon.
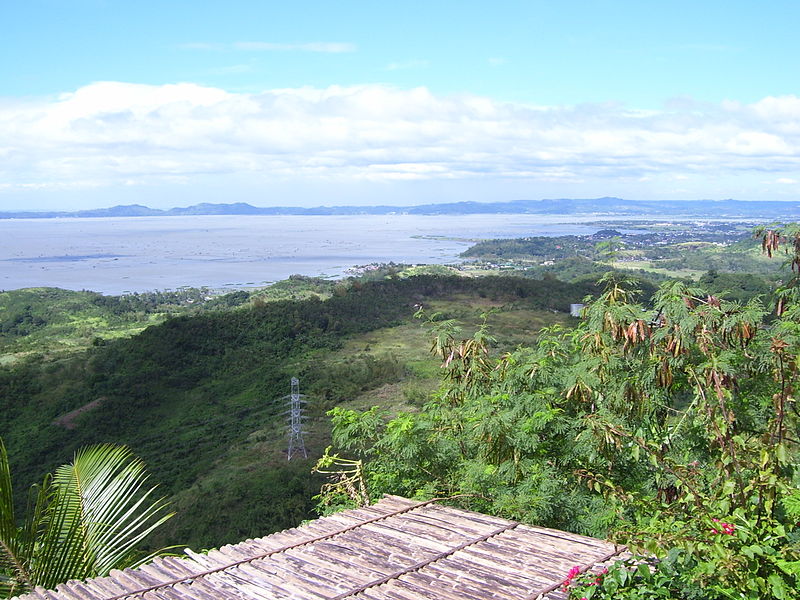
[3,196,800,217]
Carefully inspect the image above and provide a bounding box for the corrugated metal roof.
[14,495,623,600]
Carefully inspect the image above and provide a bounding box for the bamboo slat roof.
[14,495,623,600]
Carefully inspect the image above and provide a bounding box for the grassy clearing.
[325,299,571,416]
[616,260,707,279]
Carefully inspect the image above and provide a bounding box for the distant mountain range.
[2,198,799,219]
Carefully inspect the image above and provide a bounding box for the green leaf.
[743,545,764,558]
[782,490,800,519]
[768,572,787,599]
[721,479,736,497]
[775,559,800,576]
[53,444,174,576]
[775,443,788,465]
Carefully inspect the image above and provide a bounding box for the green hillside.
[0,273,592,549]
[460,224,784,284]
[0,278,339,365]
[0,287,238,364]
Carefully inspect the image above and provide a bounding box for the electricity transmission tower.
[285,377,307,460]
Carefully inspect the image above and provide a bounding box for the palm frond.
[0,439,32,597]
[49,444,174,577]
[0,441,173,597]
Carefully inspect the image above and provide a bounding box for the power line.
[285,377,307,460]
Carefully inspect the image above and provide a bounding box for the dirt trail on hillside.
[54,398,104,429]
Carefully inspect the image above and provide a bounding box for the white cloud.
[178,41,357,53]
[678,43,737,53]
[385,59,430,71]
[2,82,800,194]
[208,64,253,75]
[233,41,356,53]
[177,42,225,51]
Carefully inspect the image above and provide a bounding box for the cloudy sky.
[3,0,800,210]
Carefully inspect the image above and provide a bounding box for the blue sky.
[2,0,800,210]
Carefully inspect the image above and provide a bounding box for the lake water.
[2,214,629,295]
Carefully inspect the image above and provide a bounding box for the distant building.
[570,303,585,317]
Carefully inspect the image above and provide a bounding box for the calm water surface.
[1,214,625,294]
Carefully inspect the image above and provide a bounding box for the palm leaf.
[48,444,174,577]
[0,441,173,597]
[0,439,31,598]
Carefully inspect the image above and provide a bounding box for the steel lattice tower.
[286,377,307,460]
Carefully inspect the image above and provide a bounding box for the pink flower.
[562,565,582,590]
[567,566,581,578]
[709,518,735,535]
[721,522,735,535]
